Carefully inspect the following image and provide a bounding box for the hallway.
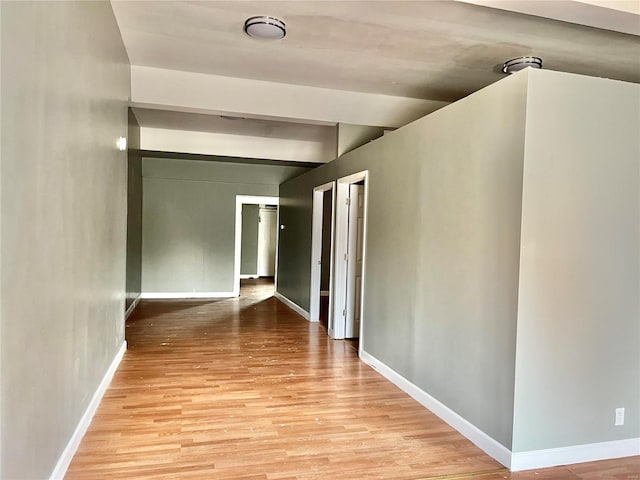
[66,283,639,479]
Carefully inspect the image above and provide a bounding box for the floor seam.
[414,468,509,480]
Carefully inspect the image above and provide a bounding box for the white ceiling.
[112,0,640,103]
[113,1,639,162]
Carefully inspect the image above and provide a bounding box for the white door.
[345,184,364,338]
[257,207,277,276]
[309,183,335,323]
[332,171,367,340]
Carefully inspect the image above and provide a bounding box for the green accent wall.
[142,158,310,293]
[277,71,529,449]
[126,110,143,309]
[511,70,640,452]
[241,204,259,275]
[1,2,130,478]
[277,69,640,454]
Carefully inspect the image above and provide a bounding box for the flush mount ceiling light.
[244,16,286,40]
[502,56,543,74]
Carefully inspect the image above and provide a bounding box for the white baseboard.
[240,274,259,279]
[124,295,141,319]
[511,437,640,472]
[274,292,310,320]
[141,291,235,299]
[359,349,512,469]
[359,349,640,472]
[320,290,330,297]
[49,341,127,480]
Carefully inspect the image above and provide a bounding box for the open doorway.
[234,195,279,297]
[240,204,260,279]
[240,205,277,275]
[331,171,368,346]
[309,181,335,330]
[257,205,277,278]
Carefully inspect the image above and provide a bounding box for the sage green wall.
[512,71,640,451]
[241,204,259,275]
[337,123,386,156]
[278,69,640,455]
[1,2,130,478]
[142,158,310,293]
[126,110,143,309]
[278,72,529,448]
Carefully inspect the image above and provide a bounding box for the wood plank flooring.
[66,280,640,479]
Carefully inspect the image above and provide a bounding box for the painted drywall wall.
[0,5,4,472]
[337,123,386,157]
[126,110,143,309]
[241,204,259,276]
[0,2,130,478]
[278,72,530,448]
[512,70,640,452]
[142,158,310,294]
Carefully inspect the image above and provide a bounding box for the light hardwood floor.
[66,280,640,479]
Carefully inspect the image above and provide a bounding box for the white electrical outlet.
[615,407,625,426]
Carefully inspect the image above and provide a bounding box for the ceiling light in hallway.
[244,16,286,40]
[502,56,543,74]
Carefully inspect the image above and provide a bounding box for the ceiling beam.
[138,150,320,169]
[139,127,336,164]
[130,66,448,129]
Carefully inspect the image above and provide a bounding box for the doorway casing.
[234,195,279,297]
[309,181,336,325]
[331,171,369,348]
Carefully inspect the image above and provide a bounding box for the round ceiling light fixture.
[502,56,543,74]
[244,16,286,40]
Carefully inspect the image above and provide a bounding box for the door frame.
[234,195,279,297]
[309,181,336,324]
[332,171,369,343]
